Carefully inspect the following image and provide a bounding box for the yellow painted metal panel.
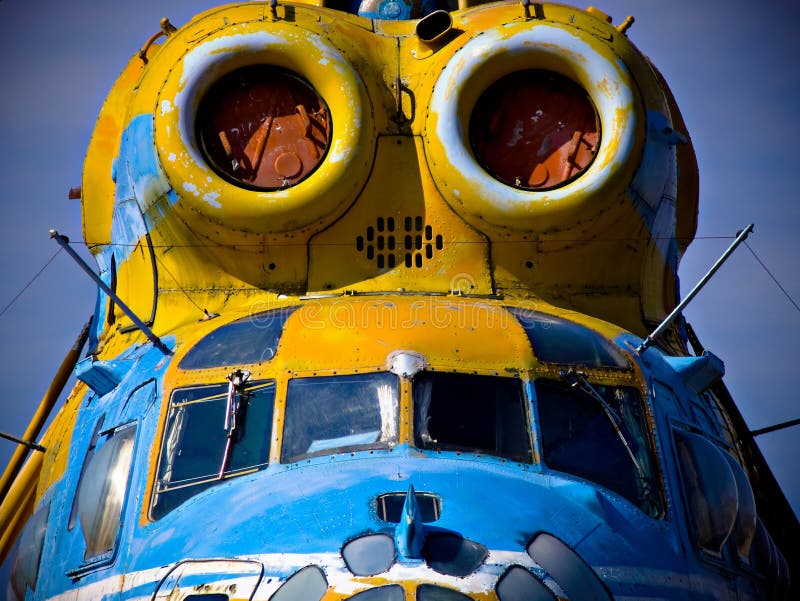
[308,136,492,294]
[82,55,148,249]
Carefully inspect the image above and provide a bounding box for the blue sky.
[0,0,797,555]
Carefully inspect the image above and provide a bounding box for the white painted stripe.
[43,550,687,600]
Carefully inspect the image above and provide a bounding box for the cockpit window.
[413,372,532,463]
[535,379,664,518]
[507,307,628,368]
[179,306,298,370]
[281,372,400,463]
[151,379,275,519]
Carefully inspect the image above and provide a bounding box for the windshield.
[281,372,400,463]
[152,380,275,519]
[507,307,628,368]
[413,372,532,463]
[535,379,664,518]
[179,307,298,370]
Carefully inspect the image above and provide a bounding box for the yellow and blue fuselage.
[3,1,791,600]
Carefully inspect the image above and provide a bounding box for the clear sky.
[0,0,797,567]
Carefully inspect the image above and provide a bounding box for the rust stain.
[470,70,599,190]
[197,65,331,190]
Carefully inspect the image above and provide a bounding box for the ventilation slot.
[356,216,442,270]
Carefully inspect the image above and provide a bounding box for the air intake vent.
[376,491,441,522]
[356,216,443,269]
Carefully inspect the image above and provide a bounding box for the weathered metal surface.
[470,69,600,191]
[197,67,331,190]
[4,2,793,600]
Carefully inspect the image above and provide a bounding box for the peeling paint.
[427,22,639,228]
[203,192,222,208]
[23,7,732,601]
[183,182,200,197]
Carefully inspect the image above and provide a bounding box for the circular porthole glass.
[197,66,332,190]
[469,69,599,191]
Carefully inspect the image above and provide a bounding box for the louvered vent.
[356,216,444,269]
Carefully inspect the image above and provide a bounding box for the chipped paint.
[202,192,222,208]
[10,4,779,601]
[150,23,372,236]
[426,22,639,231]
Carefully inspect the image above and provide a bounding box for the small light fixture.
[387,350,427,378]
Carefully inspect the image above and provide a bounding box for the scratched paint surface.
[23,295,760,600]
[4,1,791,600]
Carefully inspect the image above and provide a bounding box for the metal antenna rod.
[50,230,172,356]
[0,431,46,453]
[637,223,754,354]
[751,418,800,437]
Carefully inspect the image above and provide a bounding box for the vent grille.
[356,216,443,269]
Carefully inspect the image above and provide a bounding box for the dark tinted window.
[376,492,441,523]
[179,307,298,369]
[417,584,474,600]
[152,380,275,519]
[526,533,611,600]
[673,429,738,553]
[508,308,627,368]
[413,373,531,463]
[349,586,405,601]
[282,373,400,463]
[723,452,757,559]
[423,533,488,576]
[496,566,556,601]
[535,379,663,517]
[752,519,790,599]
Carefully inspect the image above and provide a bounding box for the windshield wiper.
[218,368,251,479]
[558,369,645,478]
